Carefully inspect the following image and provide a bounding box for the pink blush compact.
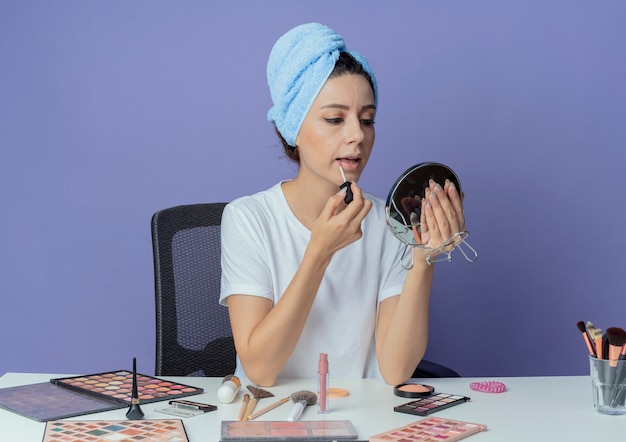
[393,383,435,398]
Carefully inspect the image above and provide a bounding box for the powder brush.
[606,327,626,367]
[287,390,317,422]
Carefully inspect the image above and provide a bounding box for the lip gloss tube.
[318,353,329,413]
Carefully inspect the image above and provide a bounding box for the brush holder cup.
[589,355,626,415]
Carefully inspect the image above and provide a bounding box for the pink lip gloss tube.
[318,353,329,413]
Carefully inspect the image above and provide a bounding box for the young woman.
[219,23,465,387]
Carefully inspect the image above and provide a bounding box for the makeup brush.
[125,357,144,420]
[237,393,250,421]
[287,390,317,422]
[242,385,274,421]
[577,321,596,356]
[606,327,626,367]
[409,211,423,245]
[604,328,626,407]
[587,322,604,360]
[248,396,290,420]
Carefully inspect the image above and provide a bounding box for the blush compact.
[394,383,435,398]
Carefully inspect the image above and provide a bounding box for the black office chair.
[413,359,460,378]
[152,203,236,377]
[151,202,459,378]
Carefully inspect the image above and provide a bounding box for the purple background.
[1,1,625,378]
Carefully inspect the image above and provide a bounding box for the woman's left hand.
[414,179,465,260]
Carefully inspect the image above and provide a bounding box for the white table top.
[0,372,623,441]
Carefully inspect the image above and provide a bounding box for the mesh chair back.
[413,359,460,378]
[152,203,236,376]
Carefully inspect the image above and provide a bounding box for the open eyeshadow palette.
[0,370,203,422]
[369,417,487,442]
[43,419,189,442]
[220,420,359,441]
[394,392,471,416]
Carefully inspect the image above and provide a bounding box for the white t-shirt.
[219,182,406,379]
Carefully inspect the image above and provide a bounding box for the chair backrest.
[413,359,460,378]
[151,203,236,377]
[151,202,458,379]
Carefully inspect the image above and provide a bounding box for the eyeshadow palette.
[394,392,471,416]
[220,420,359,441]
[43,419,189,442]
[0,382,122,422]
[369,417,487,442]
[0,370,203,422]
[51,370,203,404]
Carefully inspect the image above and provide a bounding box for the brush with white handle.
[287,390,317,422]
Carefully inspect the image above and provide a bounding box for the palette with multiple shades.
[51,370,201,404]
[43,419,189,442]
[220,420,359,441]
[0,370,202,422]
[369,417,487,442]
[394,392,471,416]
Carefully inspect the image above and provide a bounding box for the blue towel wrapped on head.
[267,23,378,147]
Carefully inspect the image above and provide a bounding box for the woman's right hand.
[308,182,372,260]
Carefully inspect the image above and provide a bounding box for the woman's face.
[294,73,376,189]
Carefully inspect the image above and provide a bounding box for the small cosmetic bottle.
[217,375,241,403]
[318,353,329,413]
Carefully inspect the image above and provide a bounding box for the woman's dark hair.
[277,51,376,163]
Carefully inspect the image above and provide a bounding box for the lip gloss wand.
[338,163,353,204]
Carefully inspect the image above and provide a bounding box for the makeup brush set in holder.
[577,321,626,414]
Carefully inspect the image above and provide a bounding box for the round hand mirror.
[385,162,477,265]
[385,162,462,247]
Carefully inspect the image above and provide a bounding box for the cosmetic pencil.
[577,321,596,356]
